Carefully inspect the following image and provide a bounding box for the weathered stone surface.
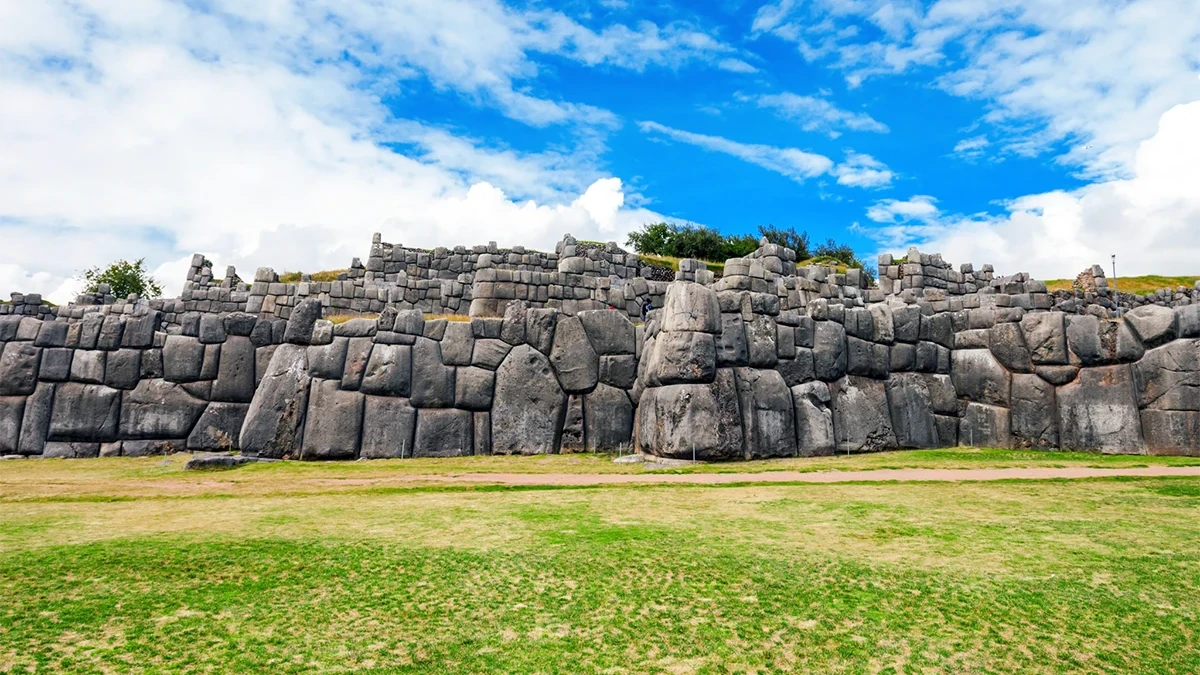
[18,383,54,455]
[1177,305,1200,339]
[200,344,221,381]
[892,306,921,343]
[1125,305,1176,349]
[921,374,959,415]
[104,349,142,390]
[492,345,567,454]
[38,347,72,382]
[549,315,599,393]
[394,310,425,336]
[988,321,1033,373]
[637,368,743,461]
[500,301,527,346]
[1066,315,1118,366]
[830,376,896,453]
[413,408,473,457]
[746,316,779,368]
[472,339,512,370]
[524,308,558,355]
[360,344,412,397]
[0,342,41,395]
[935,414,958,447]
[1140,410,1200,455]
[307,338,349,380]
[598,354,637,389]
[239,344,310,458]
[951,349,1011,407]
[250,318,275,347]
[1011,373,1057,448]
[792,381,834,456]
[1035,364,1080,386]
[208,336,253,402]
[579,310,635,355]
[301,379,363,460]
[163,335,204,383]
[340,337,374,391]
[1131,340,1200,411]
[34,320,68,348]
[455,366,496,411]
[440,321,474,366]
[959,402,1012,448]
[885,373,939,449]
[123,311,160,347]
[224,312,258,337]
[187,402,250,450]
[118,379,207,439]
[310,320,334,346]
[776,349,815,387]
[1117,321,1145,362]
[411,338,455,407]
[49,383,121,442]
[97,316,124,350]
[77,314,103,349]
[868,304,895,345]
[43,442,100,458]
[1021,312,1068,365]
[284,299,323,345]
[360,396,417,459]
[890,343,916,372]
[0,397,23,454]
[560,394,585,452]
[198,314,227,344]
[715,314,749,366]
[813,321,847,381]
[474,411,491,456]
[647,330,716,385]
[734,368,796,459]
[583,383,634,451]
[661,282,721,333]
[1057,364,1145,453]
[140,348,164,380]
[921,312,953,348]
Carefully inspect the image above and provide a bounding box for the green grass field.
[1045,274,1199,296]
[4,451,1200,673]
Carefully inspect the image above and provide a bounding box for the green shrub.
[80,259,163,298]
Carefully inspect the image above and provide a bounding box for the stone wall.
[3,236,1199,460]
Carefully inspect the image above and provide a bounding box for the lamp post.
[1111,254,1120,318]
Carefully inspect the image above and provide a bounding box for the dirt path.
[387,465,1200,486]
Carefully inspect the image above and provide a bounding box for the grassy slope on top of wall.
[1045,275,1199,295]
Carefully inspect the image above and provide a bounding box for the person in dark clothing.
[641,299,653,322]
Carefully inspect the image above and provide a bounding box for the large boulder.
[830,376,896,453]
[0,342,41,396]
[18,383,55,455]
[163,335,205,383]
[70,349,106,384]
[524,308,558,355]
[284,298,323,344]
[1131,340,1200,411]
[410,337,455,407]
[360,344,412,397]
[1011,373,1057,448]
[1140,410,1200,455]
[49,382,122,442]
[239,344,310,458]
[646,330,716,385]
[211,336,256,402]
[776,349,816,387]
[661,282,721,333]
[440,321,475,366]
[959,402,1012,448]
[791,381,835,456]
[951,349,1011,407]
[636,368,743,461]
[548,315,599,393]
[733,368,796,459]
[1057,364,1145,453]
[813,321,847,381]
[492,345,568,455]
[360,396,418,459]
[307,338,349,380]
[300,379,363,460]
[1020,311,1068,365]
[745,316,779,368]
[454,366,496,411]
[1125,305,1176,348]
[119,379,207,440]
[472,339,512,370]
[340,337,374,391]
[598,354,637,390]
[413,408,473,457]
[1066,315,1118,366]
[0,397,23,454]
[988,321,1033,373]
[583,383,635,451]
[885,373,939,449]
[578,310,635,355]
[187,402,250,450]
[715,314,749,367]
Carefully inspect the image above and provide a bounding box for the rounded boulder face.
[492,344,568,455]
[636,369,744,461]
[661,282,721,334]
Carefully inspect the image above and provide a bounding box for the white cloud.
[860,102,1200,279]
[833,151,894,187]
[1,0,744,303]
[638,121,835,181]
[755,92,889,137]
[718,58,760,73]
[952,135,990,161]
[752,0,1200,179]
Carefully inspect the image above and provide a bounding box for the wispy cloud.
[754,92,888,137]
[834,151,894,187]
[638,121,834,181]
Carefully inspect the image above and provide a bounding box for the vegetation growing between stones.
[2,458,1199,673]
[78,258,163,298]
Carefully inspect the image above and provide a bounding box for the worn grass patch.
[1045,274,1199,295]
[2,470,1199,673]
[277,269,348,283]
[635,253,726,275]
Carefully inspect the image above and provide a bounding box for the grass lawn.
[3,452,1200,673]
[1045,274,1199,296]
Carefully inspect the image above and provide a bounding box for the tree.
[80,259,164,298]
[757,225,811,260]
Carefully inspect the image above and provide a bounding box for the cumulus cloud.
[833,151,894,188]
[754,92,889,137]
[0,0,749,303]
[859,102,1200,279]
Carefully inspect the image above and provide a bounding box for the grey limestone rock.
[307,338,349,380]
[734,368,796,459]
[492,345,567,455]
[394,310,425,336]
[578,309,635,355]
[18,383,54,455]
[104,349,142,390]
[49,383,121,442]
[360,344,412,397]
[661,282,721,334]
[198,314,227,344]
[830,376,896,453]
[813,321,847,381]
[1066,314,1118,366]
[1020,311,1068,365]
[1131,340,1200,411]
[121,312,160,348]
[1057,364,1145,453]
[776,348,815,387]
[647,330,716,385]
[583,383,634,451]
[715,314,748,367]
[598,354,637,389]
[636,368,743,461]
[300,379,363,460]
[560,394,585,452]
[1140,410,1200,455]
[119,379,207,439]
[34,320,68,348]
[0,342,41,396]
[1011,373,1057,448]
[212,336,256,402]
[500,301,527,345]
[892,305,921,343]
[1035,364,1080,386]
[792,381,834,456]
[97,316,124,350]
[549,315,599,393]
[223,312,258,337]
[474,412,491,456]
[472,338,512,370]
[885,373,939,449]
[43,442,100,458]
[340,337,374,391]
[746,316,778,368]
[988,321,1033,373]
[39,348,72,382]
[239,344,310,458]
[0,397,23,454]
[334,318,377,338]
[1177,305,1200,339]
[959,402,1012,448]
[187,402,250,450]
[200,344,221,381]
[951,348,1011,407]
[410,337,455,407]
[1125,305,1176,349]
[524,308,558,355]
[360,396,417,459]
[455,366,496,411]
[440,321,475,366]
[284,298,323,345]
[413,408,473,457]
[163,335,204,383]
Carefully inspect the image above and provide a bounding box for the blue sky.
[1,0,1199,302]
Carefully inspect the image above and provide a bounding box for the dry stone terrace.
[1,233,1199,460]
